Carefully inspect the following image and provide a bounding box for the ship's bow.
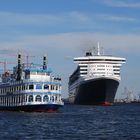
[74,78,119,105]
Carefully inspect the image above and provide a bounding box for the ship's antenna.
[97,42,100,55]
[102,47,104,55]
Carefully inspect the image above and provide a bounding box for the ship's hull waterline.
[0,104,63,112]
[69,78,119,106]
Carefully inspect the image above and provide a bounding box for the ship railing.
[23,79,61,84]
[7,79,61,85]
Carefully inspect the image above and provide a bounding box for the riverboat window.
[55,96,57,101]
[29,84,34,90]
[14,87,15,92]
[51,96,55,102]
[25,95,27,102]
[36,84,42,89]
[28,95,33,102]
[18,96,21,103]
[51,85,55,90]
[25,85,28,90]
[22,85,26,90]
[19,86,21,91]
[44,84,49,90]
[43,95,49,102]
[35,95,41,102]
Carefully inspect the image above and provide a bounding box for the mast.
[97,42,100,56]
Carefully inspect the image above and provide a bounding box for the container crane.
[22,54,35,69]
[0,61,16,73]
[8,52,35,69]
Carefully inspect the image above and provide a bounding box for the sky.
[0,0,140,99]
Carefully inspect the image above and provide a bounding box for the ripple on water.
[0,103,140,140]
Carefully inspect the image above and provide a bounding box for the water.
[0,103,140,140]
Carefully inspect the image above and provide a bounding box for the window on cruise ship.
[29,84,34,90]
[44,84,49,90]
[36,84,42,89]
[43,95,49,102]
[28,95,33,102]
[35,95,42,102]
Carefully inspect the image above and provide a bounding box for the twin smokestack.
[16,53,47,81]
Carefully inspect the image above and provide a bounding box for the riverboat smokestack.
[17,52,22,81]
[43,55,47,70]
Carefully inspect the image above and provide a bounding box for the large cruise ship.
[68,44,126,105]
[0,52,63,112]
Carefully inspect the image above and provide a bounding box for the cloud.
[66,11,91,22]
[0,32,140,54]
[0,12,62,26]
[98,14,137,22]
[0,11,91,26]
[0,11,139,36]
[103,0,140,8]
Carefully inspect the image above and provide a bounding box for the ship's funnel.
[17,52,22,81]
[43,55,47,70]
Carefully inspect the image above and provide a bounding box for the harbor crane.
[8,52,35,69]
[0,61,16,73]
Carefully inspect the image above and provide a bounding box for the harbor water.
[0,103,140,140]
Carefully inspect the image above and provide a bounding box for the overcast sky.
[0,0,140,99]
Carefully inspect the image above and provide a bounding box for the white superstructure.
[74,54,126,81]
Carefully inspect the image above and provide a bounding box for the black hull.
[73,78,119,105]
[0,104,63,112]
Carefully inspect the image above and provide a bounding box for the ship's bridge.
[73,55,126,80]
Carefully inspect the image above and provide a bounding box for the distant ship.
[0,52,64,112]
[68,43,126,105]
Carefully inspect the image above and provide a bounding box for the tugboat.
[0,52,64,112]
[69,43,126,105]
